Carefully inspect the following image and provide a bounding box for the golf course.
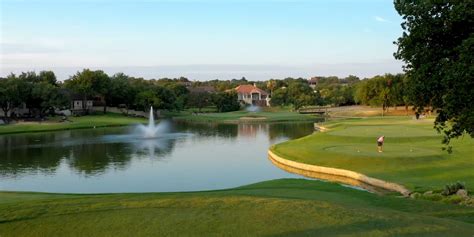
[0,113,146,135]
[1,179,474,237]
[271,117,474,193]
[1,114,473,236]
[172,109,320,123]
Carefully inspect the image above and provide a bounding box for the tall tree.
[287,81,314,110]
[213,92,240,112]
[65,69,110,114]
[0,75,24,121]
[394,0,474,148]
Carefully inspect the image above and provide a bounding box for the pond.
[0,121,315,193]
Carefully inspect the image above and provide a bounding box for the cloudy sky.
[0,0,404,80]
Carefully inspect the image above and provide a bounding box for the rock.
[456,189,469,199]
[423,191,433,196]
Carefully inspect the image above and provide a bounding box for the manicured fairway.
[1,179,473,237]
[0,114,146,135]
[173,110,320,123]
[272,117,474,192]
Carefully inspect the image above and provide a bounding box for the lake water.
[0,121,315,193]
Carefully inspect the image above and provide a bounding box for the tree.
[213,92,240,112]
[18,71,67,118]
[91,70,111,113]
[187,92,212,112]
[0,76,24,121]
[394,0,474,148]
[266,79,277,96]
[164,83,189,111]
[287,81,314,110]
[270,88,288,107]
[30,82,68,117]
[65,69,110,114]
[108,73,134,108]
[135,90,162,111]
[65,69,95,114]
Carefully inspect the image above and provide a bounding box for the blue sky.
[1,0,404,80]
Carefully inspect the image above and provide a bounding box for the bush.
[442,195,465,204]
[442,182,466,196]
[212,92,240,112]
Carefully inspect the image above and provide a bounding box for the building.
[308,77,319,89]
[234,84,270,107]
[69,92,96,115]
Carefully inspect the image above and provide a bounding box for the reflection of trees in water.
[174,122,238,139]
[175,121,314,142]
[0,129,177,178]
[0,146,65,178]
[67,143,133,177]
[268,122,315,142]
[238,123,269,138]
[0,122,314,179]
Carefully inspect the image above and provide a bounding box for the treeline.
[0,71,69,118]
[354,74,409,113]
[1,69,412,120]
[0,69,241,119]
[267,76,360,109]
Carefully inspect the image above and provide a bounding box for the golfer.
[377,136,385,153]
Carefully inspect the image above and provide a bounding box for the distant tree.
[38,71,58,85]
[270,88,288,107]
[164,83,189,111]
[30,82,68,117]
[342,75,360,84]
[18,71,67,117]
[187,92,212,112]
[213,92,240,112]
[287,81,314,110]
[267,79,277,96]
[0,75,24,121]
[65,69,96,114]
[293,94,315,111]
[135,90,163,111]
[354,74,407,115]
[65,69,110,114]
[108,73,133,108]
[394,0,474,148]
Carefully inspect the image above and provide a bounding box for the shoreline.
[0,123,141,135]
[268,149,411,196]
[172,117,320,124]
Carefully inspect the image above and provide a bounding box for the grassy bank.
[1,179,474,237]
[0,113,146,135]
[172,109,320,123]
[271,117,474,192]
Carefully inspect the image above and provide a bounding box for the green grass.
[272,117,474,192]
[0,113,146,135]
[1,179,473,237]
[172,109,320,123]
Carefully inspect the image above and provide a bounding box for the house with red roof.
[233,84,270,107]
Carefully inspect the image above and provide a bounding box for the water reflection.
[0,121,316,193]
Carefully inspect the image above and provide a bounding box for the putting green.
[327,125,439,138]
[323,144,443,158]
[272,117,474,191]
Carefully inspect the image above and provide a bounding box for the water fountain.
[137,107,161,138]
[246,105,261,112]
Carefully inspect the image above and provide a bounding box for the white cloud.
[374,16,389,23]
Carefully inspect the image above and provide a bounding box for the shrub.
[442,182,466,196]
[442,195,464,204]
